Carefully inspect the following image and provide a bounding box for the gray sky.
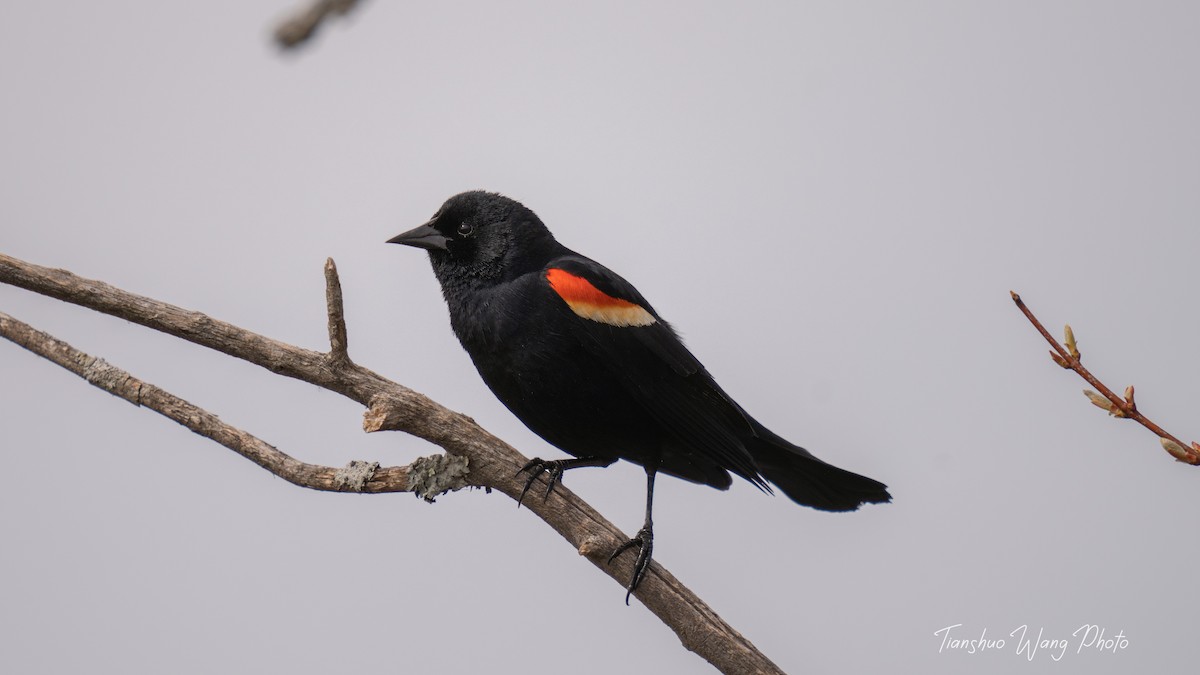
[2,2,1198,673]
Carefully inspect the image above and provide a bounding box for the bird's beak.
[387,219,450,251]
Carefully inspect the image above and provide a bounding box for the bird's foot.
[514,456,616,508]
[515,458,570,507]
[608,524,654,605]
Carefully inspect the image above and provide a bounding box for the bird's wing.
[542,256,766,487]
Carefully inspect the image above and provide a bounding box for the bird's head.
[389,191,560,286]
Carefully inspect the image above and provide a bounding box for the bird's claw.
[515,458,567,508]
[608,524,654,605]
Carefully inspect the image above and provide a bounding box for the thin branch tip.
[1014,292,1198,466]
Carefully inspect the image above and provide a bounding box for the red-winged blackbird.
[389,191,890,601]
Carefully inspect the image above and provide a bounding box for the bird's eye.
[457,222,474,236]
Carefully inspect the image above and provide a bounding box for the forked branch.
[1010,291,1200,465]
[0,311,411,493]
[0,252,783,675]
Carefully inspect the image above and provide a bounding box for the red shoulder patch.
[546,268,656,327]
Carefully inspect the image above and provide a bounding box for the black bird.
[389,191,890,601]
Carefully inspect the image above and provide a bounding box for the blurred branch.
[0,251,783,675]
[275,0,363,49]
[1010,291,1200,465]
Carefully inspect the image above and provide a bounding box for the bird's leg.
[608,465,657,605]
[515,456,616,507]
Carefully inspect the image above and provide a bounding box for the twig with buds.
[1010,291,1200,465]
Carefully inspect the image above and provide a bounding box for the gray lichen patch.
[407,454,470,503]
[333,460,380,491]
[80,356,137,399]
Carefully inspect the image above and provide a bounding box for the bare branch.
[0,310,415,492]
[0,251,784,674]
[1010,291,1200,465]
[275,0,363,49]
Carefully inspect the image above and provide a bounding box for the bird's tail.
[747,426,891,512]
